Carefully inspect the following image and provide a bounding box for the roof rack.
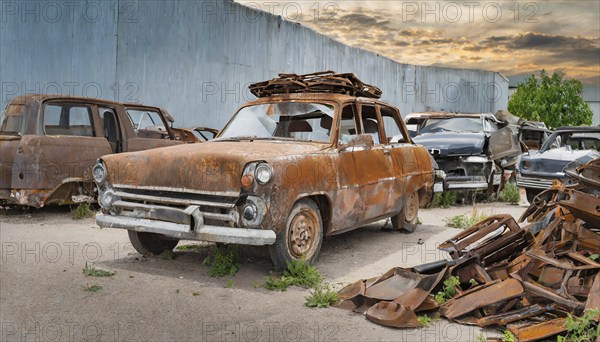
[249,71,382,99]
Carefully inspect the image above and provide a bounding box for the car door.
[380,104,425,215]
[332,102,393,233]
[122,106,182,152]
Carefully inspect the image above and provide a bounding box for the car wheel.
[391,192,419,233]
[269,198,323,271]
[128,231,179,255]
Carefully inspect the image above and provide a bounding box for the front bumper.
[97,213,276,245]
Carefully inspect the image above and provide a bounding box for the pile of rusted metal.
[249,71,382,98]
[336,158,600,341]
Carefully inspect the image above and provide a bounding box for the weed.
[429,191,456,208]
[304,284,339,308]
[176,244,202,251]
[558,308,600,342]
[192,291,199,296]
[501,330,516,342]
[434,276,460,304]
[252,281,261,289]
[264,259,323,291]
[82,263,115,277]
[496,183,520,204]
[72,202,94,219]
[84,284,102,292]
[469,278,478,287]
[224,280,234,288]
[203,244,241,277]
[445,208,489,229]
[176,289,180,294]
[417,217,423,225]
[417,315,434,327]
[160,249,176,260]
[475,333,487,342]
[589,254,599,261]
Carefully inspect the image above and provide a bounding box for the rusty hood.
[102,140,328,192]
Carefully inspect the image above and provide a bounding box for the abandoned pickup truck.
[516,126,600,200]
[0,94,201,207]
[407,112,521,192]
[95,71,437,270]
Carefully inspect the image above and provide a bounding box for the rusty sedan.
[94,72,437,270]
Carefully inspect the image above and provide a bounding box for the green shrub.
[501,330,516,342]
[304,284,339,308]
[434,276,460,304]
[264,259,323,291]
[558,309,600,342]
[445,209,489,229]
[203,244,241,277]
[72,202,94,219]
[429,191,457,208]
[497,183,520,204]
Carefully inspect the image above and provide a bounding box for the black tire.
[269,198,323,271]
[391,192,419,234]
[128,231,179,255]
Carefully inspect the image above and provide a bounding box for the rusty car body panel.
[0,94,198,207]
[94,72,437,268]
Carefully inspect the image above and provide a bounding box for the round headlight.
[255,163,272,184]
[522,160,531,170]
[92,163,107,184]
[99,189,115,208]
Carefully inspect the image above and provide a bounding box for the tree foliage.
[508,71,593,129]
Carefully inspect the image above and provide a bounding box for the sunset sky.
[237,1,600,84]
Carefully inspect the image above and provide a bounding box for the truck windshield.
[219,102,335,143]
[0,104,26,135]
[421,117,483,134]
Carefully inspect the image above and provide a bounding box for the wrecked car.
[94,71,438,270]
[516,126,600,201]
[0,94,202,207]
[407,112,521,192]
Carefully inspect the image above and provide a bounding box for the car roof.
[555,126,600,132]
[9,94,154,108]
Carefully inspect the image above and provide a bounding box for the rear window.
[0,104,26,135]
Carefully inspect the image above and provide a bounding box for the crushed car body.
[0,94,206,207]
[406,112,522,192]
[94,71,440,270]
[516,126,600,200]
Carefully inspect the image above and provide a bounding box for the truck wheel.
[391,192,419,233]
[128,231,179,255]
[270,199,323,271]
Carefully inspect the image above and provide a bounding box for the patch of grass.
[192,291,200,296]
[304,284,339,308]
[558,308,600,342]
[82,263,115,277]
[264,259,323,291]
[72,202,94,219]
[445,208,489,229]
[224,280,234,288]
[496,183,520,204]
[475,333,487,342]
[175,244,202,251]
[83,284,102,292]
[417,315,434,327]
[252,281,261,289]
[417,217,423,225]
[434,276,460,305]
[203,244,241,277]
[501,330,516,342]
[429,191,457,208]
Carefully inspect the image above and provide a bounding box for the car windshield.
[0,104,26,135]
[420,117,483,134]
[544,131,600,151]
[218,102,335,143]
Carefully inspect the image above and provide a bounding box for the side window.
[380,106,408,143]
[99,107,121,152]
[126,108,168,138]
[338,104,359,145]
[360,105,381,144]
[43,103,94,137]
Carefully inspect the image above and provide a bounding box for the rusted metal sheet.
[336,157,600,338]
[1,94,205,208]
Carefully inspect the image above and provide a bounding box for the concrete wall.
[1,0,508,128]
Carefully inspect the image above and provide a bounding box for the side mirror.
[339,134,374,151]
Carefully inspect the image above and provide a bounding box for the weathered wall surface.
[1,0,508,128]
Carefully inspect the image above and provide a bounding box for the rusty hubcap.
[288,210,318,258]
[405,192,418,223]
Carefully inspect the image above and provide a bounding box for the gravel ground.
[1,203,526,341]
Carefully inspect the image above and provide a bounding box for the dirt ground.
[1,203,526,341]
